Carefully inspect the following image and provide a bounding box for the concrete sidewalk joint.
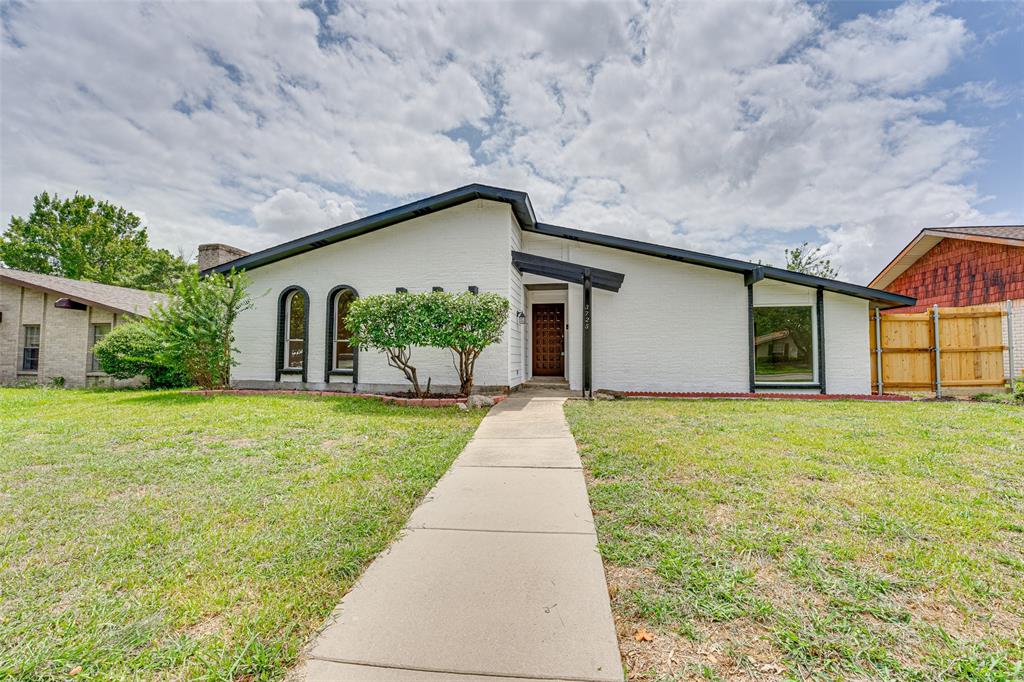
[302,394,622,682]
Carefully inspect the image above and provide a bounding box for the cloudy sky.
[1,1,1021,283]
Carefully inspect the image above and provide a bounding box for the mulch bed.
[181,388,507,408]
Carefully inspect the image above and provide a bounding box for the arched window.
[276,287,309,381]
[325,285,359,381]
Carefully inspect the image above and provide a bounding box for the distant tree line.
[0,191,192,291]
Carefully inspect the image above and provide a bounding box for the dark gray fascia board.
[204,182,913,308]
[759,266,915,308]
[511,251,624,292]
[206,183,536,275]
[530,222,914,308]
[531,222,753,274]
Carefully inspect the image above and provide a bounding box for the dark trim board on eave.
[204,183,913,309]
[511,251,624,292]
[531,222,914,309]
[207,184,536,275]
[525,283,569,291]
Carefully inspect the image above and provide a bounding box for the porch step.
[522,379,570,391]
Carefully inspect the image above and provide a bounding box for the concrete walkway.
[302,394,622,682]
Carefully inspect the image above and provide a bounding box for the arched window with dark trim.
[325,285,359,383]
[276,286,309,381]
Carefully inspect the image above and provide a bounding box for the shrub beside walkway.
[301,395,623,681]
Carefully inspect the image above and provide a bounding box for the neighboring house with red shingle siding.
[870,226,1024,379]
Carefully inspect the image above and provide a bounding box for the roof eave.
[0,273,161,317]
[205,184,536,275]
[530,223,913,307]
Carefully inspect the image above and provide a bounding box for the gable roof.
[0,268,167,317]
[870,225,1024,290]
[206,183,914,308]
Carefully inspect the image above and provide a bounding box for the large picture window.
[753,306,815,383]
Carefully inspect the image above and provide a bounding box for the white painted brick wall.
[233,200,515,391]
[233,200,881,395]
[1004,299,1024,381]
[508,216,524,387]
[824,292,871,394]
[522,232,750,393]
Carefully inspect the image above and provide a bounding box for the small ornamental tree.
[424,292,510,395]
[346,292,430,397]
[147,269,253,389]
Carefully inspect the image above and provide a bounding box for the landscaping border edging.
[181,388,507,408]
[620,391,911,401]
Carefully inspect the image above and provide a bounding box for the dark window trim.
[276,286,309,383]
[88,322,112,373]
[325,285,359,387]
[21,324,40,372]
[751,301,820,390]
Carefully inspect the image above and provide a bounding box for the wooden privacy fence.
[869,303,1015,396]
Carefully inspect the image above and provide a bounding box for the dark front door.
[532,303,565,376]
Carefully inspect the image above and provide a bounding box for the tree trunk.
[387,347,423,397]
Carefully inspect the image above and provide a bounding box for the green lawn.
[565,399,1024,681]
[0,388,484,680]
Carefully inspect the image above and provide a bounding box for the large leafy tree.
[0,191,191,291]
[784,241,839,279]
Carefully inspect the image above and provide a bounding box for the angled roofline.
[870,226,1024,290]
[532,222,914,308]
[0,269,165,317]
[207,184,535,275]
[206,184,912,308]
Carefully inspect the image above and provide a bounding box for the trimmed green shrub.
[93,321,188,388]
[346,290,509,397]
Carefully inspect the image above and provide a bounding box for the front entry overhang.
[511,251,625,397]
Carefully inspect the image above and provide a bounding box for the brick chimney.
[198,243,250,271]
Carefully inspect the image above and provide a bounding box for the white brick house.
[0,269,166,388]
[203,185,913,396]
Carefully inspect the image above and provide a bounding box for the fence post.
[1008,299,1016,389]
[933,304,942,398]
[874,307,884,395]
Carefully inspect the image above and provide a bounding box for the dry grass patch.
[567,399,1024,681]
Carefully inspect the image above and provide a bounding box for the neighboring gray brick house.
[0,268,166,387]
